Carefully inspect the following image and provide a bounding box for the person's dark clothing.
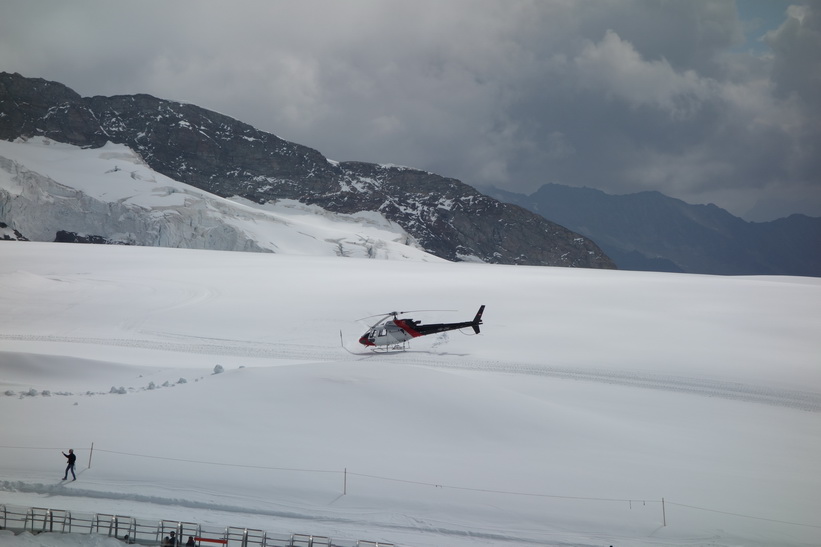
[62,451,76,480]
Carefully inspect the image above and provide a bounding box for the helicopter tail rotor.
[471,305,485,334]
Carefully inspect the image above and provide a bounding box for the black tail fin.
[471,305,485,334]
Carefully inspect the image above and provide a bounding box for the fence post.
[88,443,94,469]
[662,498,666,527]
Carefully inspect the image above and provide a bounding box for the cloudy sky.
[2,0,819,221]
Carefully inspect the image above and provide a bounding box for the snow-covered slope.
[1,242,820,547]
[0,137,441,261]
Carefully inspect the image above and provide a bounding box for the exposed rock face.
[0,72,615,268]
[55,231,124,245]
[0,221,28,241]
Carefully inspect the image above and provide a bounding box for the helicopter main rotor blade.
[357,309,456,321]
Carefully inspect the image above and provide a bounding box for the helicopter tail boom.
[397,305,485,338]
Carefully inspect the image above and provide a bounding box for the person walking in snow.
[62,449,76,481]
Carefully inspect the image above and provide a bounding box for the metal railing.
[24,507,70,533]
[0,504,395,547]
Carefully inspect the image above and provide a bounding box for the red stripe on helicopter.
[394,319,423,338]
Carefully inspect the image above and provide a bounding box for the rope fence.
[2,444,819,531]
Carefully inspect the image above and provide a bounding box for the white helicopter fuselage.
[360,320,413,347]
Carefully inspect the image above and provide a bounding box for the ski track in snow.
[3,333,819,413]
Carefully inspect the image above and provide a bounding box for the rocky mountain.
[0,72,614,269]
[485,183,821,276]
[1,136,450,260]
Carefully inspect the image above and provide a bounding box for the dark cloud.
[1,0,818,221]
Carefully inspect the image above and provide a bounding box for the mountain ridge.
[0,72,614,269]
[484,183,821,276]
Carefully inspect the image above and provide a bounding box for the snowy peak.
[0,137,443,261]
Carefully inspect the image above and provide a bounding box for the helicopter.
[357,305,485,349]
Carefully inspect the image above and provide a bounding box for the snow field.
[1,242,820,546]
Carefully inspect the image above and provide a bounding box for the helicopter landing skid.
[380,343,407,352]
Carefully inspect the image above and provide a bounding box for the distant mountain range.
[484,183,821,276]
[0,72,614,270]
